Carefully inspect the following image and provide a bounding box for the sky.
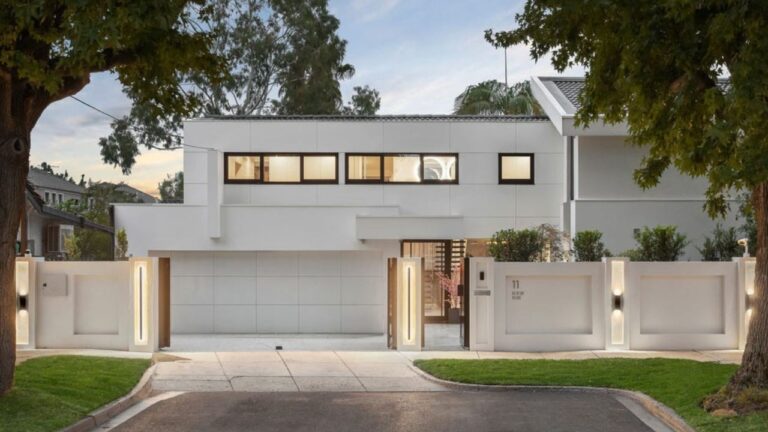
[30,0,584,197]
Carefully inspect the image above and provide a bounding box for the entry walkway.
[152,349,742,393]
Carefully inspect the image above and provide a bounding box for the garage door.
[170,251,386,334]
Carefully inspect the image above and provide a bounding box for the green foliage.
[486,2,768,217]
[1,1,222,129]
[100,0,378,173]
[56,183,139,260]
[414,359,768,432]
[573,230,611,262]
[630,226,689,261]
[343,86,381,115]
[115,229,129,260]
[698,224,741,261]
[454,80,543,116]
[489,224,569,262]
[159,171,184,203]
[0,356,150,432]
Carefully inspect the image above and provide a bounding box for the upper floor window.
[224,153,338,184]
[499,153,534,185]
[346,153,458,184]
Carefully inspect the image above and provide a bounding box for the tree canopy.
[486,1,768,216]
[454,80,542,116]
[99,0,379,174]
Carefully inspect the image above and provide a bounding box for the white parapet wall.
[470,257,753,352]
[17,258,159,352]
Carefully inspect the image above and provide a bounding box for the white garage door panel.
[171,251,386,334]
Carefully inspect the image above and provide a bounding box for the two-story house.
[113,76,738,337]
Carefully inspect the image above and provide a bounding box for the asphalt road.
[112,390,655,432]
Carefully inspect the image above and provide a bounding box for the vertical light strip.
[407,266,411,341]
[134,261,148,346]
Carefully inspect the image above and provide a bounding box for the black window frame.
[345,153,459,185]
[224,152,339,185]
[498,153,535,185]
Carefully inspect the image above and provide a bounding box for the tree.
[343,86,381,116]
[0,1,221,395]
[488,0,768,400]
[573,230,611,262]
[101,0,373,174]
[698,224,741,262]
[454,80,543,115]
[159,172,184,203]
[115,229,129,261]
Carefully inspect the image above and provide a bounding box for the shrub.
[489,229,543,262]
[630,225,689,261]
[573,230,611,261]
[698,224,741,261]
[489,224,570,262]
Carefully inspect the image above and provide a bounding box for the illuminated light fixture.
[609,260,625,346]
[133,261,149,346]
[738,238,750,257]
[15,261,30,346]
[401,262,418,345]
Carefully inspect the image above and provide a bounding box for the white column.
[15,257,39,349]
[604,257,629,350]
[736,257,756,350]
[469,257,494,351]
[207,149,222,239]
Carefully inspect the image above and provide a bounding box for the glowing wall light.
[610,260,625,346]
[15,261,29,345]
[401,262,417,345]
[133,261,149,346]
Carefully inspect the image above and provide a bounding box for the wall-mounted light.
[15,261,30,346]
[609,260,625,346]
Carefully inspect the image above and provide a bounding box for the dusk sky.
[30,0,583,196]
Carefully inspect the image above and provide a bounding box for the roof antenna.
[504,47,508,87]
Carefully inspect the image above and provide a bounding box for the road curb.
[61,364,156,432]
[410,364,695,432]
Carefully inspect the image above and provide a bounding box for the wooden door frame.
[158,257,171,349]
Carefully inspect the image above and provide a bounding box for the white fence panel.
[493,262,605,351]
[628,262,738,350]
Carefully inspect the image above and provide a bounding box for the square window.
[383,155,421,183]
[499,154,534,184]
[226,155,261,182]
[263,155,300,183]
[423,155,458,182]
[347,155,382,181]
[303,155,337,182]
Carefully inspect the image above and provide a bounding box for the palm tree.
[453,80,544,115]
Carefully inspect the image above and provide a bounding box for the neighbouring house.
[17,183,113,259]
[93,182,158,204]
[113,77,739,336]
[27,166,86,206]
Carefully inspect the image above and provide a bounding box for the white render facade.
[113,77,738,335]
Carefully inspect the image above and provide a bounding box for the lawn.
[0,355,151,432]
[414,358,768,432]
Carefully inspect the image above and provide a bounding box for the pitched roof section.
[27,167,85,195]
[198,114,549,122]
[551,79,585,110]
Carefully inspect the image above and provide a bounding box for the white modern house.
[113,77,739,339]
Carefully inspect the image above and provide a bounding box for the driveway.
[111,390,657,432]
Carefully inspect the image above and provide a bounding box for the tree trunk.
[728,182,768,391]
[0,128,30,395]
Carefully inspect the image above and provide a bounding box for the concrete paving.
[152,350,446,392]
[110,390,656,432]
